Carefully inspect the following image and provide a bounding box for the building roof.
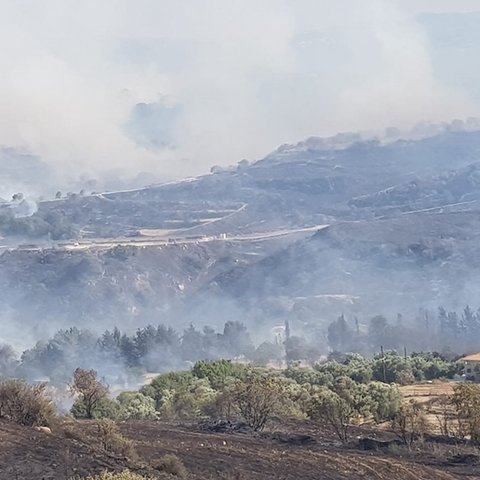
[461,353,480,362]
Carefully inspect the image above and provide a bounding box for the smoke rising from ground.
[0,0,479,191]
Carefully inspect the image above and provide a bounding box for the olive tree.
[70,368,109,419]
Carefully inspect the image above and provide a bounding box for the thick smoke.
[0,0,478,192]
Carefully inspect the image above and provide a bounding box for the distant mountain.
[3,127,480,343]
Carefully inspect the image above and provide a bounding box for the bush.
[192,360,246,389]
[117,392,157,420]
[153,454,188,478]
[367,382,402,422]
[71,398,122,420]
[143,371,215,420]
[0,379,55,426]
[308,386,353,443]
[202,386,238,421]
[96,420,136,458]
[80,471,152,480]
[232,375,285,431]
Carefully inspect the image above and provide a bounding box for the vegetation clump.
[153,454,188,478]
[0,379,55,427]
[96,419,136,459]
[79,471,153,480]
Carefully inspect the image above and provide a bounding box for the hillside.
[3,128,480,344]
[0,419,476,480]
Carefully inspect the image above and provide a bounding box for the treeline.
[326,305,480,355]
[3,322,265,384]
[0,310,473,384]
[68,354,460,444]
[69,360,403,443]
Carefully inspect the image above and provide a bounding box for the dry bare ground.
[399,381,460,435]
[0,418,478,480]
[399,382,456,403]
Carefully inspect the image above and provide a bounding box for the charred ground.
[0,418,477,480]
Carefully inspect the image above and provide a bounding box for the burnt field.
[0,419,478,479]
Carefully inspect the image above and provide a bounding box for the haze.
[0,0,479,193]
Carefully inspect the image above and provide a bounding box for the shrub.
[192,360,246,389]
[391,400,429,448]
[451,383,480,443]
[80,471,152,480]
[367,382,402,422]
[307,386,353,443]
[153,454,188,478]
[232,375,285,431]
[71,398,122,420]
[96,420,136,458]
[0,379,55,426]
[117,392,157,420]
[143,371,215,420]
[202,386,238,421]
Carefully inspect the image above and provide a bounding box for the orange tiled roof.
[461,353,480,362]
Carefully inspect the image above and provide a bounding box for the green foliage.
[117,392,157,420]
[71,397,121,420]
[452,383,480,443]
[308,386,354,443]
[142,371,215,419]
[192,360,246,389]
[284,364,333,386]
[367,382,402,422]
[70,368,109,419]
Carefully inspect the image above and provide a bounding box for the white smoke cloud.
[0,0,478,186]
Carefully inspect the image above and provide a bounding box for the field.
[0,417,478,480]
[399,381,458,435]
[399,381,455,402]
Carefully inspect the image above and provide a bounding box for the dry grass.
[153,454,188,478]
[76,471,153,480]
[399,382,458,435]
[96,420,137,459]
[399,382,455,403]
[0,379,56,427]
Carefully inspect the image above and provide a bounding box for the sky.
[0,0,480,188]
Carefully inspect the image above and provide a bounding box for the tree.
[368,315,388,348]
[117,392,157,420]
[222,321,254,357]
[192,360,245,389]
[285,336,321,363]
[391,399,428,448]
[451,383,480,443]
[232,375,284,431]
[367,382,402,422]
[252,342,284,365]
[308,387,354,443]
[70,368,109,419]
[327,315,352,351]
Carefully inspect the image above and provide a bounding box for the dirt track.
[0,419,478,479]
